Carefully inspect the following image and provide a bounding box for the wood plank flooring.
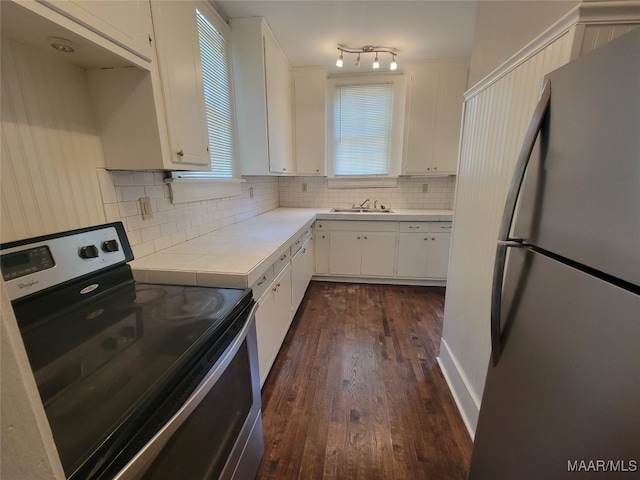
[257,282,472,480]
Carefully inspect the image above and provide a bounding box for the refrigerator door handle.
[491,80,551,366]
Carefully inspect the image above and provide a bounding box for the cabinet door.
[42,0,154,61]
[396,234,429,278]
[293,68,326,175]
[291,248,305,311]
[403,67,439,175]
[329,232,361,276]
[425,232,451,278]
[274,264,293,343]
[151,0,210,168]
[302,239,314,287]
[432,66,468,173]
[361,232,397,277]
[255,288,277,386]
[315,232,330,274]
[264,32,293,174]
[403,62,467,175]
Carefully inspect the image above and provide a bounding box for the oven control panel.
[0,222,133,301]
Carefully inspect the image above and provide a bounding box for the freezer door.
[470,248,640,479]
[512,29,640,286]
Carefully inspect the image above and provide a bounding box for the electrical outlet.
[249,187,254,199]
[140,197,153,220]
[422,184,429,193]
[302,183,308,192]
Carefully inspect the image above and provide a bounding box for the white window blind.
[334,83,393,176]
[196,9,235,178]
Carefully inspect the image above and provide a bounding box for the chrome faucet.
[359,198,370,208]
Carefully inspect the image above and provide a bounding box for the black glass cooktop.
[18,277,253,479]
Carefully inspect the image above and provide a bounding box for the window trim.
[327,73,406,184]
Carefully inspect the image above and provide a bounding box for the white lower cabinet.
[319,220,451,282]
[396,223,451,279]
[329,232,361,275]
[361,233,396,276]
[315,229,330,274]
[292,238,314,311]
[255,262,292,386]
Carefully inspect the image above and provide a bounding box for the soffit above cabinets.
[1,1,135,69]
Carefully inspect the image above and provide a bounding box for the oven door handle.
[113,303,259,480]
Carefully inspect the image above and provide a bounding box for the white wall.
[468,1,579,87]
[279,176,455,210]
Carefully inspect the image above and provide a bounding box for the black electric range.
[1,222,255,479]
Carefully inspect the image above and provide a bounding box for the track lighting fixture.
[335,45,399,71]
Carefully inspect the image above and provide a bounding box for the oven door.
[114,303,263,480]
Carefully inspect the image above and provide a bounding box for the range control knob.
[102,240,120,253]
[79,245,99,259]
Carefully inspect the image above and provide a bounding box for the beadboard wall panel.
[574,23,638,57]
[440,31,576,436]
[1,40,106,243]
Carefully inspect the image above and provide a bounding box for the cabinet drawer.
[399,222,429,233]
[251,266,274,299]
[329,221,397,232]
[274,250,290,275]
[431,222,453,233]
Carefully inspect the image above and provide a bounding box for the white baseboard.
[437,338,481,440]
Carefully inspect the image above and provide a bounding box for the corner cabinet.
[292,67,327,175]
[230,17,294,175]
[402,61,468,176]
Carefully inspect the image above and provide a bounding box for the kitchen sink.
[330,208,394,213]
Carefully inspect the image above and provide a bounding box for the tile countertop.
[130,207,453,289]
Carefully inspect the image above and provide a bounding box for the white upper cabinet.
[403,61,468,176]
[39,0,155,61]
[149,0,210,168]
[292,67,327,176]
[230,17,294,175]
[89,0,211,171]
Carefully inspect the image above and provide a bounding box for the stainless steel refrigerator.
[468,29,640,479]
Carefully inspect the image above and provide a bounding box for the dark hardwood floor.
[257,282,472,480]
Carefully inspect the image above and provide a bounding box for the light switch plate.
[140,197,153,220]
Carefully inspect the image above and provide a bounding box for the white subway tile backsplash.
[277,176,455,210]
[99,171,278,258]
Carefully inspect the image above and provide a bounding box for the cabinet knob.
[432,237,435,240]
[282,168,287,172]
[315,169,319,172]
[424,238,429,241]
[434,167,438,170]
[364,236,368,240]
[357,236,361,240]
[426,167,431,171]
[177,150,184,157]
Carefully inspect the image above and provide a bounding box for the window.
[334,83,393,176]
[327,75,406,184]
[196,8,235,178]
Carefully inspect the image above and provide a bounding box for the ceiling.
[214,1,478,74]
